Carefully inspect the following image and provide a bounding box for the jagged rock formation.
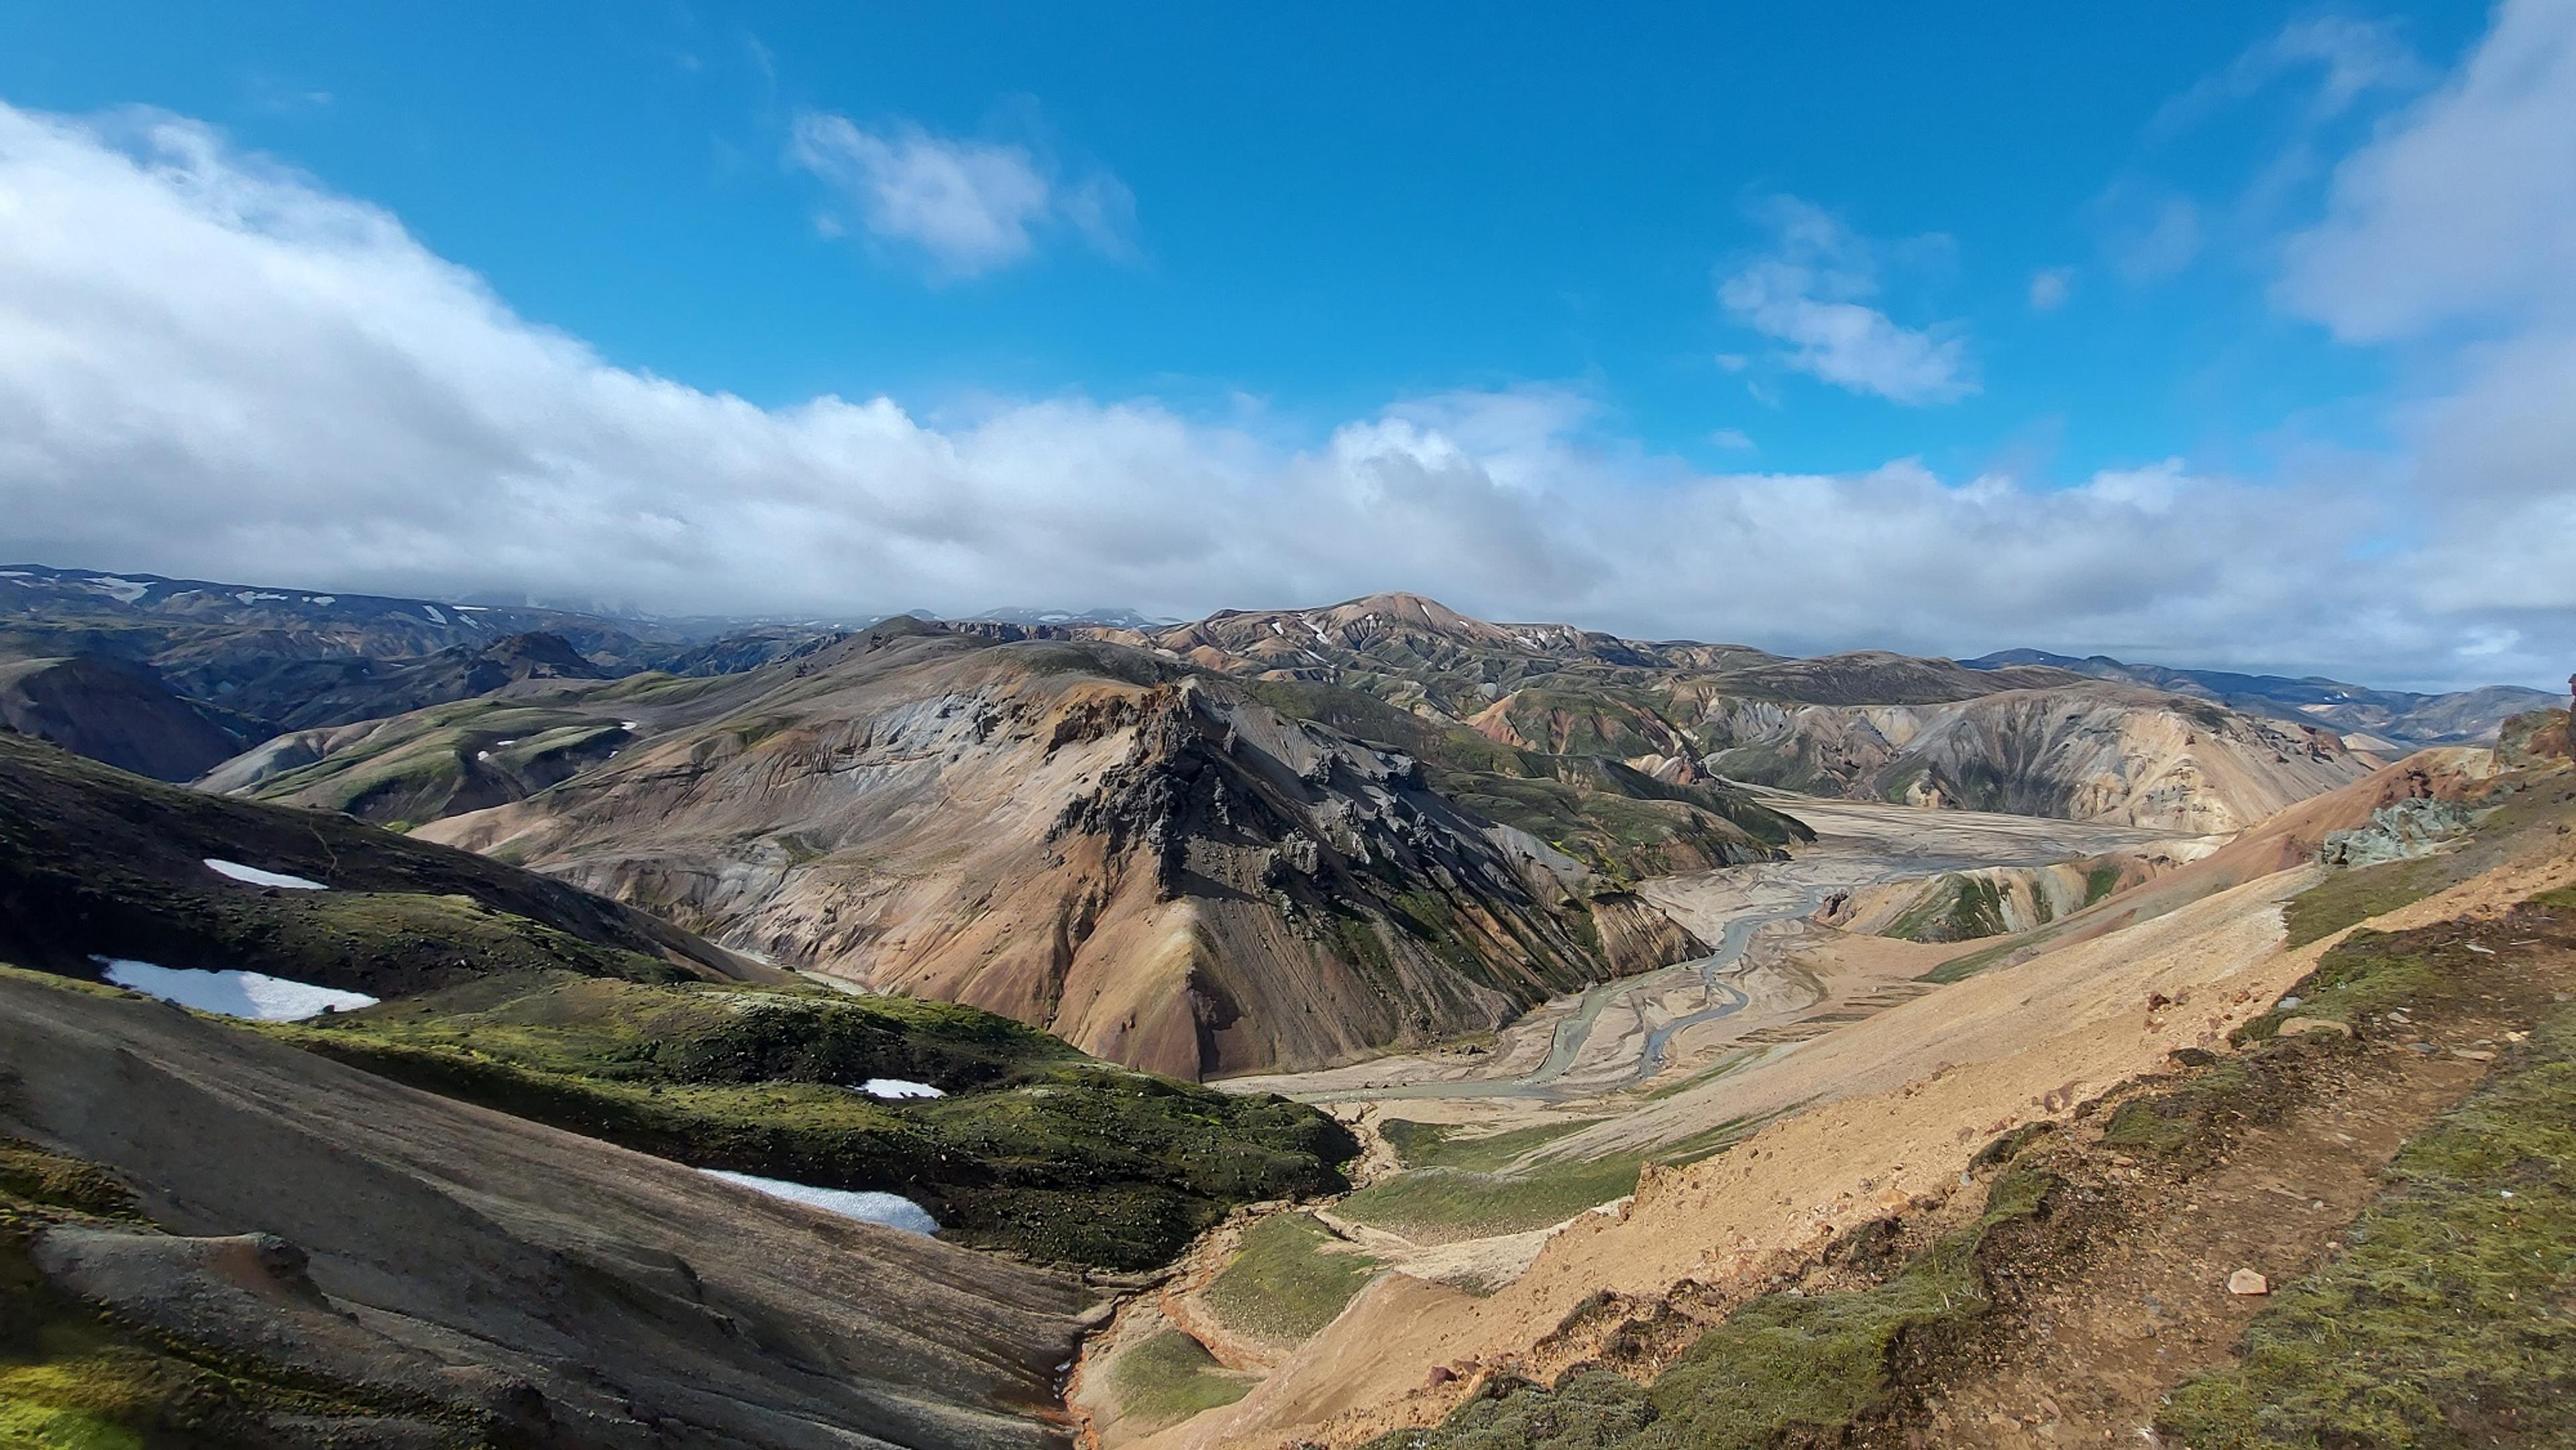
[2316,796,2474,867]
[422,630,1711,1079]
[2497,706,2572,768]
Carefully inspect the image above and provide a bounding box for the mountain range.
[3,561,2571,1448]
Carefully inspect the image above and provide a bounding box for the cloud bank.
[0,69,2566,691]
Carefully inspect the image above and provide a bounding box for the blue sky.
[0,2,2481,472]
[0,3,2568,689]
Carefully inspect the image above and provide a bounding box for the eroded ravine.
[1228,791,2214,1107]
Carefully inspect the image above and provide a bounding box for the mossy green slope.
[2161,946,2576,1446]
[277,972,1356,1270]
[1201,1213,1381,1343]
[0,732,742,993]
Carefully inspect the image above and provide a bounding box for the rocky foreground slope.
[421,627,1744,1079]
[1,977,1097,1450]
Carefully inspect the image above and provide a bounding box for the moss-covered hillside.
[280,972,1355,1268]
[0,736,1358,1270]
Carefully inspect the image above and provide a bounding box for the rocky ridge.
[423,630,1718,1079]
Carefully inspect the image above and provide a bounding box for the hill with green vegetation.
[0,734,1356,1268]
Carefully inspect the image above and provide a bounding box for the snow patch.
[88,575,152,603]
[307,595,335,605]
[700,1170,938,1234]
[204,858,328,890]
[97,958,377,1021]
[859,1078,945,1100]
[620,720,642,732]
[421,604,447,624]
[474,750,491,762]
[233,590,288,604]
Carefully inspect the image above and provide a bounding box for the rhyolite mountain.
[416,624,1762,1079]
[1966,647,2559,749]
[1085,592,2376,834]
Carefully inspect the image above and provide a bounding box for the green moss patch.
[2283,855,2463,948]
[1379,1118,1593,1172]
[2160,1005,2576,1447]
[1200,1213,1381,1343]
[1362,1167,2059,1449]
[1884,875,2010,944]
[2235,926,2440,1046]
[1335,1156,1645,1245]
[1107,1329,1254,1430]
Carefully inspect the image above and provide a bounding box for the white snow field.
[859,1078,946,1100]
[97,958,379,1021]
[698,1170,940,1235]
[203,858,329,889]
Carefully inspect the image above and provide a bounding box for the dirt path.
[1918,876,2576,1445]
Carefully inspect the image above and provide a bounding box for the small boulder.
[2227,1268,2270,1296]
[2277,1017,2351,1039]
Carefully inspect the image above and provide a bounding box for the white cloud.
[2027,266,2073,311]
[0,99,2561,691]
[787,113,1130,278]
[1715,199,1976,406]
[2156,15,2429,135]
[1708,428,1754,450]
[2246,0,2576,686]
[2277,0,2576,341]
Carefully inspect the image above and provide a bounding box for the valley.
[1224,793,2210,1105]
[0,568,2565,1450]
[9,13,2575,1447]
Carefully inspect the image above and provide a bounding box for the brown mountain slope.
[422,630,1709,1079]
[0,654,246,780]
